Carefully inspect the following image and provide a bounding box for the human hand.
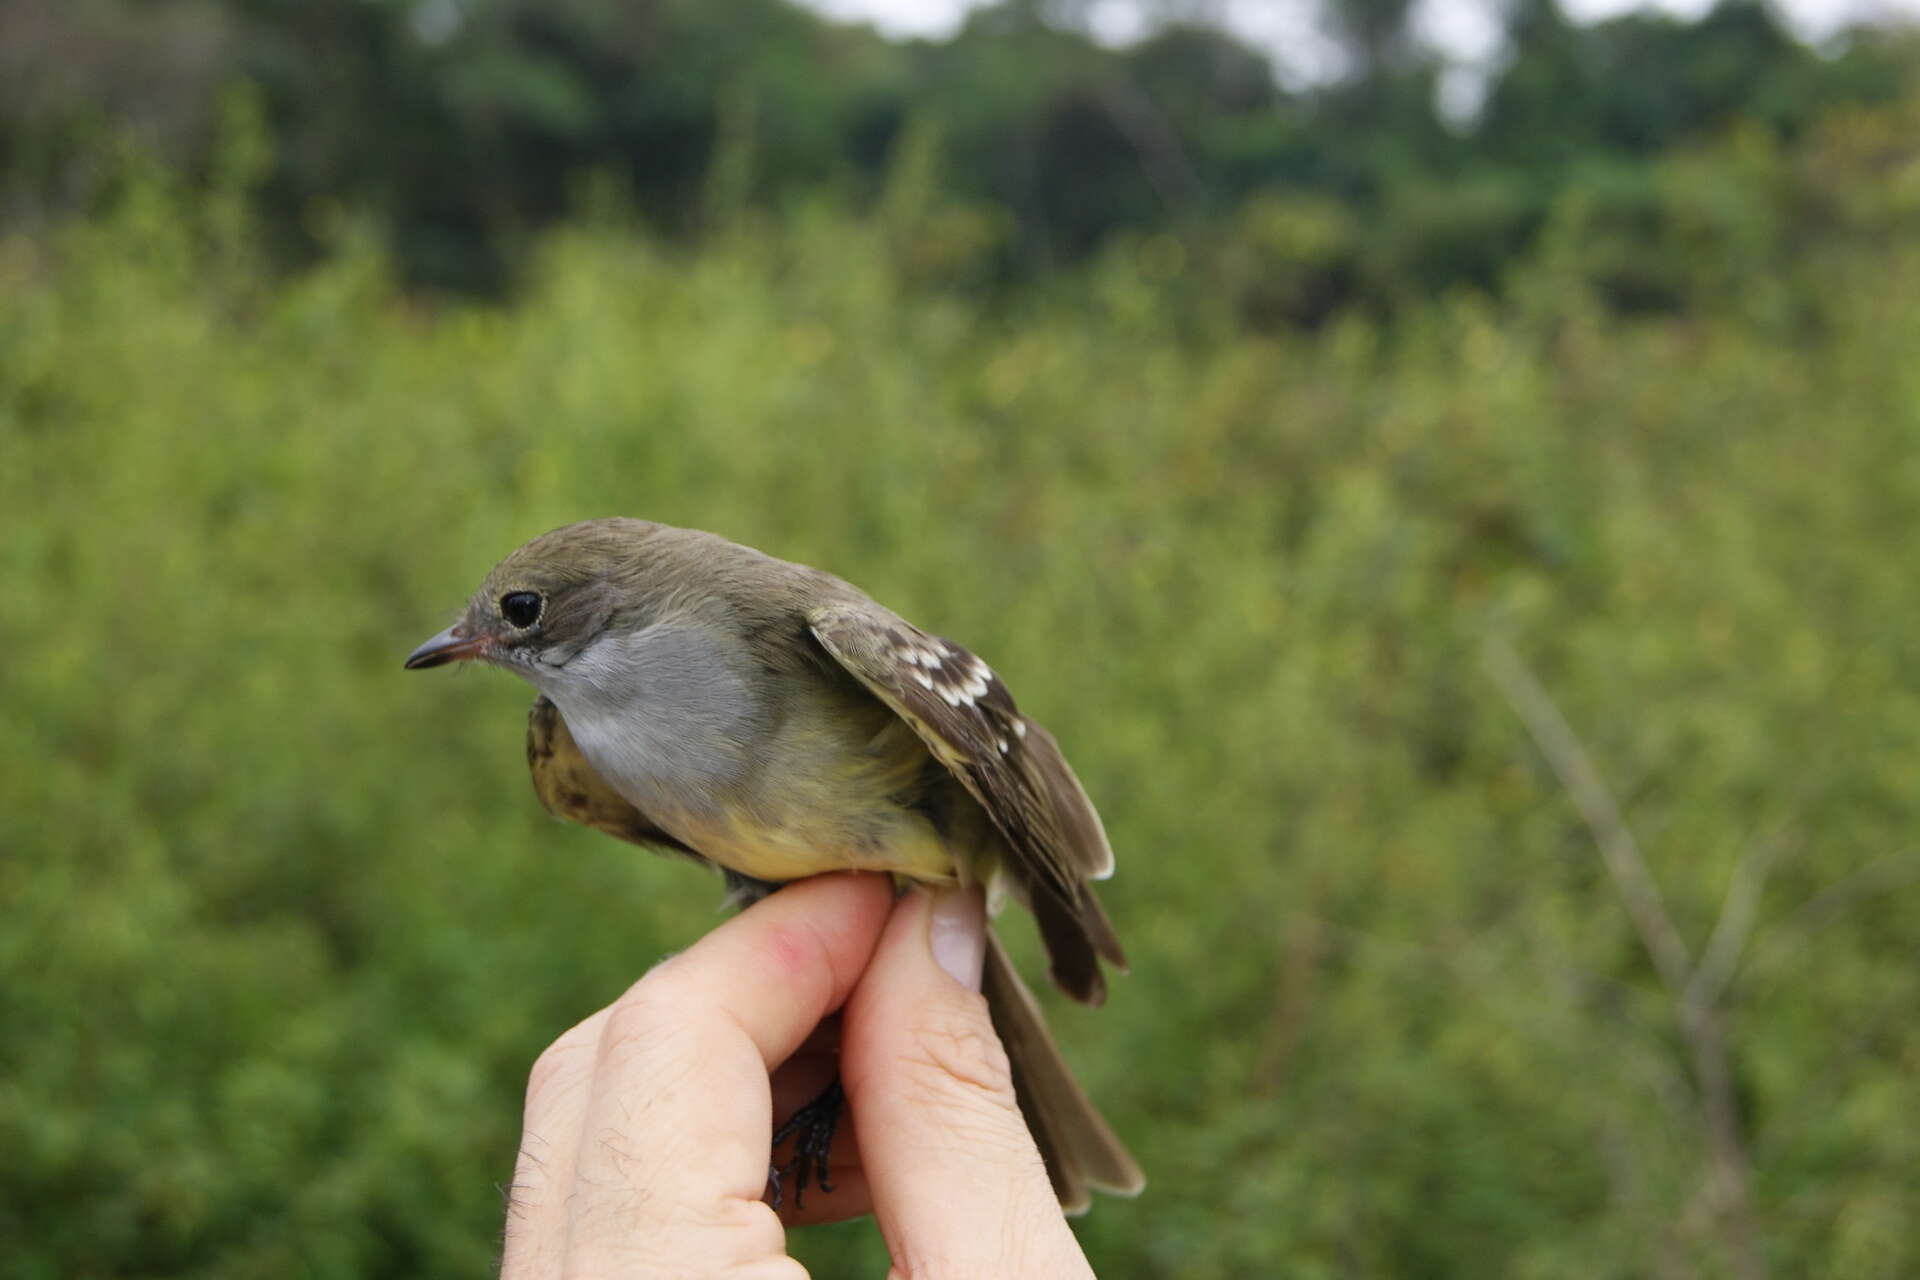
[498,872,1096,1278]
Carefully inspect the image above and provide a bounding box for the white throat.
[523,620,761,818]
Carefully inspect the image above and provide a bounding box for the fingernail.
[928,886,986,991]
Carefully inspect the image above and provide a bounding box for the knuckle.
[525,1026,596,1112]
[598,987,694,1074]
[676,1193,777,1241]
[897,993,1017,1106]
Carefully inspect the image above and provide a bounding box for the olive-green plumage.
[407,517,1142,1211]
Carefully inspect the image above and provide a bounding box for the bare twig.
[1688,831,1792,1013]
[1485,636,1765,1280]
[1483,637,1694,994]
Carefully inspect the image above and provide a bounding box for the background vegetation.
[5,1,1920,1276]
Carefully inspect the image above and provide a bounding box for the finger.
[499,1004,614,1278]
[841,887,1094,1278]
[556,872,894,1272]
[662,871,894,1071]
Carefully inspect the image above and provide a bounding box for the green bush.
[4,127,1917,1275]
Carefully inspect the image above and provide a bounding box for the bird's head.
[403,519,670,679]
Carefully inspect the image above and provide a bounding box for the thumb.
[840,886,1092,1279]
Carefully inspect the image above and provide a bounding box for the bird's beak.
[404,623,487,670]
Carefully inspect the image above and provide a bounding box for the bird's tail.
[982,928,1145,1214]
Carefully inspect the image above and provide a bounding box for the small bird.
[405,518,1143,1213]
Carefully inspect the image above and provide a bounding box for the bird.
[404,517,1143,1213]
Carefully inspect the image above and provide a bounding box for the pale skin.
[498,873,1097,1279]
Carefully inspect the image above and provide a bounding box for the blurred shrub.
[1213,193,1360,331]
[1796,86,1920,238]
[4,90,1920,1276]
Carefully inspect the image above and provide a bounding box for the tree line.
[2,0,1915,316]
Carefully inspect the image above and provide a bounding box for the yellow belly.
[676,697,966,885]
[696,805,959,885]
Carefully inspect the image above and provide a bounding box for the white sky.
[803,0,1920,82]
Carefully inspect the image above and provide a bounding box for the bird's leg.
[765,1077,844,1210]
[721,868,782,910]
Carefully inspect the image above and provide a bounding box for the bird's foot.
[765,1078,844,1211]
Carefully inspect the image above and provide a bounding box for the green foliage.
[5,93,1920,1277]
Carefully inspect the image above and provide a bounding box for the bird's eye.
[500,591,542,628]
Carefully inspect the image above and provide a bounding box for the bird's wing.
[525,695,704,863]
[808,601,1124,1000]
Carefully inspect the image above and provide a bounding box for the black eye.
[500,591,542,628]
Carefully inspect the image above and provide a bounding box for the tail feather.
[1028,879,1128,1005]
[1031,887,1107,1005]
[982,929,1145,1214]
